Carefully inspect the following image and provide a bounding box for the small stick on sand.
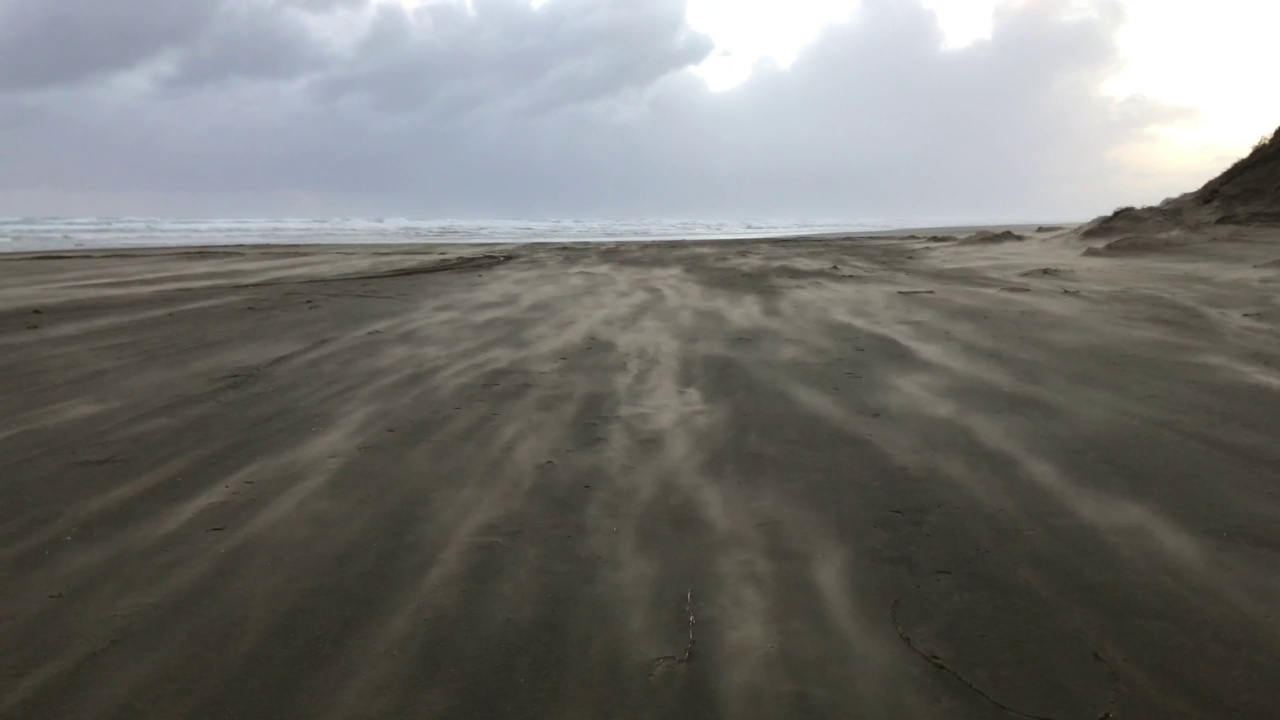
[648,589,696,677]
[681,589,696,662]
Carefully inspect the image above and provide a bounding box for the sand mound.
[925,235,958,243]
[1081,235,1203,257]
[957,230,1025,246]
[1079,206,1188,239]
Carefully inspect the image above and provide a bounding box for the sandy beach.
[2,221,1279,719]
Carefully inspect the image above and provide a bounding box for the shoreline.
[0,221,1082,259]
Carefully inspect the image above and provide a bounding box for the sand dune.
[1082,124,1280,242]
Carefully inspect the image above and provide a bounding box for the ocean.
[0,217,887,253]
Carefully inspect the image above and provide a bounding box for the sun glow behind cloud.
[1105,0,1280,157]
[684,0,1277,165]
[685,0,858,90]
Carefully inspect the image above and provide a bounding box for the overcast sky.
[0,0,1276,221]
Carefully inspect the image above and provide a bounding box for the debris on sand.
[1018,267,1073,278]
[648,590,696,679]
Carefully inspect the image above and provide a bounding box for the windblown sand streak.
[2,230,1279,718]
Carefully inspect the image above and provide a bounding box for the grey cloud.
[0,0,1196,221]
[163,1,341,87]
[290,0,368,10]
[314,0,714,117]
[0,0,221,90]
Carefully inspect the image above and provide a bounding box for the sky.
[0,0,1276,222]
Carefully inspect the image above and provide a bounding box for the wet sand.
[2,232,1279,719]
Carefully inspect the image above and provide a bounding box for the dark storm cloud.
[0,0,1190,219]
[0,0,221,90]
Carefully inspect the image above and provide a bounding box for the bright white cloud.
[685,0,858,90]
[685,0,1074,87]
[919,0,999,48]
[1105,0,1280,156]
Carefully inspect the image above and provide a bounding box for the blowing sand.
[2,226,1280,719]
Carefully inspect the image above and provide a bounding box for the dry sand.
[2,225,1280,719]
